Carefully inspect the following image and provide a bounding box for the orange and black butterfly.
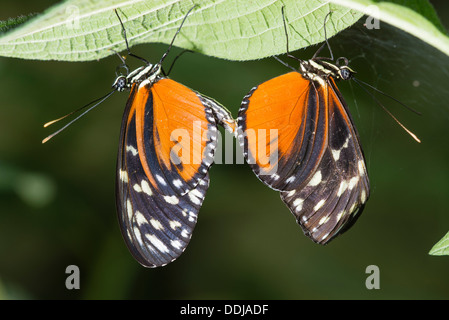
[236,10,370,244]
[44,6,235,267]
[113,8,235,267]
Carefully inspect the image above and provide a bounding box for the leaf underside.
[1,0,448,62]
[429,231,449,256]
[0,0,362,61]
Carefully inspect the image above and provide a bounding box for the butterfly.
[44,6,235,267]
[236,9,370,244]
[114,9,236,267]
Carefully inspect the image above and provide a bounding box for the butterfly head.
[112,75,128,92]
[336,65,355,80]
[335,57,356,81]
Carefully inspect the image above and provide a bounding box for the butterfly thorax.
[299,59,355,87]
[112,63,163,92]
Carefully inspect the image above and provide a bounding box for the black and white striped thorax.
[112,63,163,92]
[299,58,355,86]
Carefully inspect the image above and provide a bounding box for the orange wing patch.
[126,84,159,190]
[238,72,316,190]
[133,79,215,194]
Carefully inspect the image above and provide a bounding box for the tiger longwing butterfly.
[44,6,235,267]
[236,9,370,244]
[114,7,235,267]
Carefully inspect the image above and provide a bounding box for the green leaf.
[329,0,449,56]
[0,14,37,34]
[0,0,362,61]
[429,231,449,256]
[0,0,446,62]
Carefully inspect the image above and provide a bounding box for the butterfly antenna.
[281,6,302,63]
[353,79,421,143]
[273,55,297,72]
[353,78,421,115]
[165,49,193,76]
[312,11,334,60]
[42,89,116,143]
[114,9,149,65]
[158,5,197,67]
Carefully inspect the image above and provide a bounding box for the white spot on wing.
[126,145,138,156]
[332,148,342,161]
[337,180,348,197]
[156,174,167,186]
[358,160,366,175]
[318,216,330,225]
[126,199,133,220]
[361,190,367,203]
[190,189,203,199]
[286,176,296,183]
[133,227,143,246]
[348,176,359,190]
[169,220,182,230]
[293,198,304,212]
[173,179,183,188]
[141,180,152,196]
[336,211,345,222]
[164,195,179,205]
[171,240,182,250]
[150,218,164,230]
[349,202,357,213]
[120,170,129,183]
[181,229,189,238]
[308,171,322,187]
[313,199,326,211]
[188,189,202,205]
[135,211,147,226]
[145,234,169,253]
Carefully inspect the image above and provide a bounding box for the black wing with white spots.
[280,78,369,244]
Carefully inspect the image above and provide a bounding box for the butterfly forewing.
[144,79,217,196]
[116,79,219,267]
[237,72,328,191]
[280,79,369,243]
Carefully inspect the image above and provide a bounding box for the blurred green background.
[1,0,449,299]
